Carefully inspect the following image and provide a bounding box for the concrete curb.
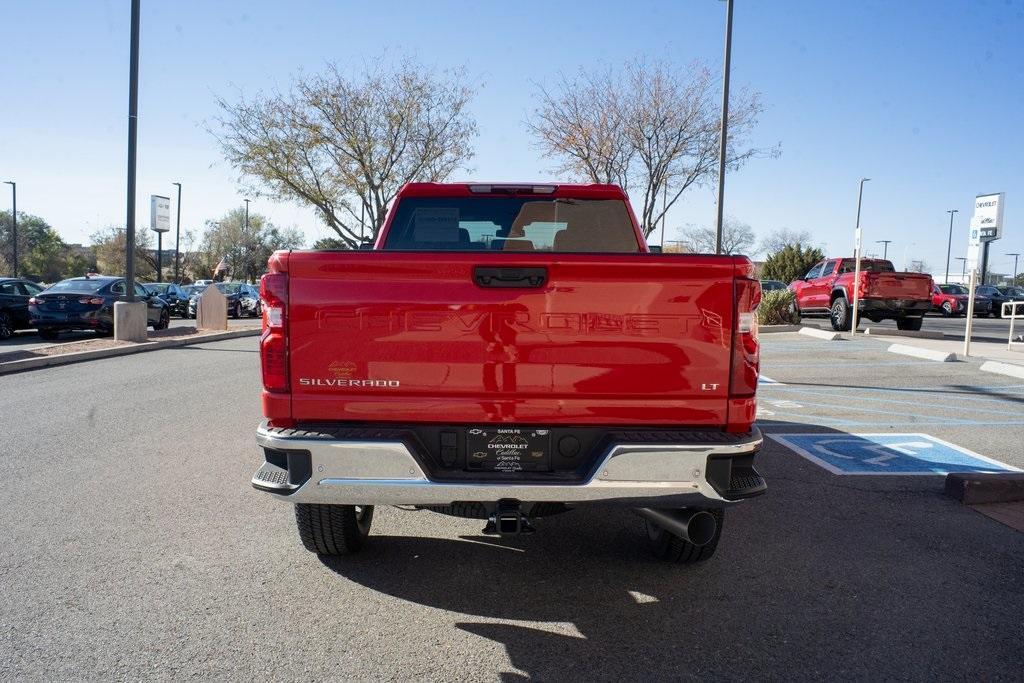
[0,328,260,376]
[864,327,945,340]
[798,326,842,341]
[945,472,1024,504]
[759,324,802,334]
[979,360,1024,379]
[886,343,957,362]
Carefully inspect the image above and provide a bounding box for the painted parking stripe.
[758,375,783,385]
[768,433,1022,475]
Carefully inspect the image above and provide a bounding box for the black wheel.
[153,308,170,330]
[896,316,923,331]
[941,301,953,317]
[253,302,262,318]
[295,504,373,555]
[830,297,851,331]
[644,509,724,564]
[38,328,59,341]
[231,302,241,319]
[787,300,801,322]
[0,311,13,340]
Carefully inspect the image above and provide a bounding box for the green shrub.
[757,289,800,326]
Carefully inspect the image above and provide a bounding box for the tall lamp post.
[875,239,892,261]
[849,177,870,335]
[3,181,14,277]
[714,0,734,255]
[124,0,140,303]
[244,198,251,233]
[1007,253,1021,284]
[955,257,967,281]
[944,209,959,284]
[172,182,182,282]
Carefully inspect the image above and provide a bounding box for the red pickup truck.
[251,183,765,564]
[789,258,933,331]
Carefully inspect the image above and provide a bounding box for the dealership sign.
[150,194,171,233]
[969,192,1004,243]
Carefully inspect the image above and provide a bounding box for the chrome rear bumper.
[252,421,763,507]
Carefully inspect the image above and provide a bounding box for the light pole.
[875,239,892,261]
[944,209,959,284]
[850,177,870,335]
[714,0,734,255]
[244,198,251,233]
[124,0,140,302]
[955,257,967,281]
[3,181,14,277]
[1007,253,1021,284]
[172,182,182,282]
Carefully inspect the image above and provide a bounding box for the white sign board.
[969,192,1004,243]
[150,195,171,233]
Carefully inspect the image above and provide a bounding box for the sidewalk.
[859,330,1024,367]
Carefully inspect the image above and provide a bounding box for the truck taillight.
[730,277,761,398]
[259,272,288,392]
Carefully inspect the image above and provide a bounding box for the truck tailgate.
[286,252,739,426]
[868,272,932,299]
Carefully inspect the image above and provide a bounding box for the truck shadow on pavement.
[318,422,1024,680]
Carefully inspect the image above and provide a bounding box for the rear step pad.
[726,467,767,499]
[251,461,300,493]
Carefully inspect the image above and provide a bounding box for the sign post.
[150,195,171,283]
[963,192,1005,356]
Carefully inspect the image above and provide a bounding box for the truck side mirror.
[648,245,663,253]
[358,242,374,251]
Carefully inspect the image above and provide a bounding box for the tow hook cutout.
[483,500,535,536]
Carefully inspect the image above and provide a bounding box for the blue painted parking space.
[768,433,1022,475]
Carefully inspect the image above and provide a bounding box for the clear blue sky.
[2,1,1022,276]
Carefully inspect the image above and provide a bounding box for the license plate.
[466,428,551,472]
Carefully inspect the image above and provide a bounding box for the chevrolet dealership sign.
[969,192,1004,243]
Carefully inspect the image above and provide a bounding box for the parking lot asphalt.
[2,335,1022,680]
[0,317,257,354]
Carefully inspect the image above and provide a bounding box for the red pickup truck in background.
[789,258,933,331]
[251,182,765,564]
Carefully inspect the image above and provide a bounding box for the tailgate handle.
[474,267,547,288]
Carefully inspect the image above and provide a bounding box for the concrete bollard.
[113,301,148,342]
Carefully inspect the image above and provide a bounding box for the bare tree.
[529,60,776,237]
[213,59,478,248]
[757,228,814,257]
[679,217,756,255]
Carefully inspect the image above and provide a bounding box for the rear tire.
[941,301,953,317]
[295,504,373,556]
[830,297,852,331]
[896,316,923,331]
[645,508,724,564]
[153,309,170,330]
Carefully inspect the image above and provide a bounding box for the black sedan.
[977,285,1013,318]
[142,282,189,317]
[187,282,261,319]
[29,276,170,340]
[0,277,47,339]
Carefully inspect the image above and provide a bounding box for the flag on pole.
[213,256,228,276]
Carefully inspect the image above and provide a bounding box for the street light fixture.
[3,181,15,277]
[1007,253,1021,284]
[954,257,967,280]
[243,198,251,233]
[875,239,892,261]
[714,0,734,255]
[850,177,870,335]
[944,209,959,284]
[172,182,182,283]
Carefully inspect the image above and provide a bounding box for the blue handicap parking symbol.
[768,433,1022,475]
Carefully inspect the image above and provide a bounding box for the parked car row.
[757,259,1024,332]
[1,275,264,341]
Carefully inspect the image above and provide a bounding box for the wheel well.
[830,289,847,304]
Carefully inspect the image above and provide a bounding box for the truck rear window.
[382,198,640,253]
